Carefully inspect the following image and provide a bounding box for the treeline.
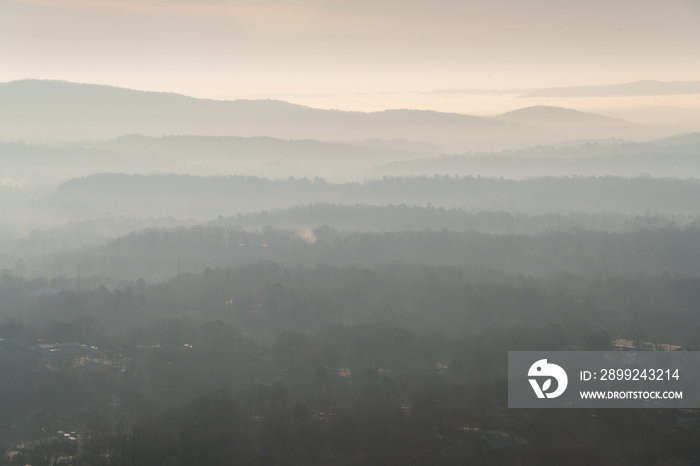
[1,264,699,464]
[74,385,689,465]
[213,203,695,233]
[46,174,700,220]
[7,133,700,193]
[13,205,692,264]
[30,223,700,281]
[374,137,700,179]
[3,262,699,348]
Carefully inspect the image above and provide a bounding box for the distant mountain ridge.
[497,105,641,139]
[0,79,524,151]
[0,79,658,151]
[499,106,626,123]
[520,80,700,98]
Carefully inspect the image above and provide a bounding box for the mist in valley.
[3,0,700,464]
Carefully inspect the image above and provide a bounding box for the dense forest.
[16,222,700,281]
[2,168,700,464]
[1,263,699,465]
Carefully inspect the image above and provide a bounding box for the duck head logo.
[528,359,568,399]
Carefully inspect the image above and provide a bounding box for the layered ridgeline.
[42,173,700,220]
[0,135,426,185]
[2,132,700,191]
[0,80,538,152]
[33,223,700,281]
[0,80,662,153]
[370,133,700,179]
[2,80,699,190]
[10,173,700,281]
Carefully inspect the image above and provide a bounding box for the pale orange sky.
[2,0,700,112]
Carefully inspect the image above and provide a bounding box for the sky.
[1,0,700,112]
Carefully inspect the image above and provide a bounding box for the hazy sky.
[2,0,700,106]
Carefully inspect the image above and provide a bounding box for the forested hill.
[40,224,700,281]
[48,174,700,220]
[211,204,696,234]
[372,136,700,179]
[2,261,699,464]
[4,134,700,189]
